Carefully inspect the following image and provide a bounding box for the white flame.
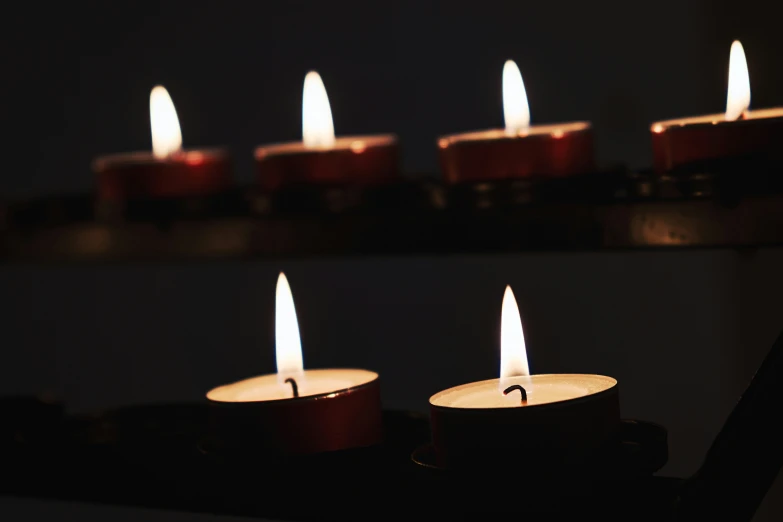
[725,40,751,121]
[503,60,530,134]
[149,85,182,159]
[275,272,304,381]
[302,71,335,148]
[500,285,530,387]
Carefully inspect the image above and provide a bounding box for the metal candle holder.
[1,316,782,521]
[2,157,783,519]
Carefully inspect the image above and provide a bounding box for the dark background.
[2,1,783,520]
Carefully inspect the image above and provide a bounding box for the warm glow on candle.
[275,272,304,384]
[302,71,335,148]
[149,85,183,159]
[726,40,751,121]
[500,285,530,388]
[503,60,530,135]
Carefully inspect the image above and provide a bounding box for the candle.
[92,86,232,202]
[254,71,399,191]
[206,272,382,455]
[651,40,783,174]
[429,286,619,471]
[438,60,595,184]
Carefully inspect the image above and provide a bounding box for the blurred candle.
[651,40,783,173]
[438,60,595,183]
[254,71,399,191]
[92,86,232,201]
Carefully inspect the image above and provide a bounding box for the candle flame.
[725,40,750,121]
[503,60,530,135]
[302,71,335,148]
[149,85,182,159]
[275,272,304,382]
[500,285,530,388]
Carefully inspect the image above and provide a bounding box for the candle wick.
[503,384,528,404]
[284,377,299,398]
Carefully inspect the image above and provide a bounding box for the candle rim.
[429,373,617,411]
[254,134,397,159]
[438,122,591,147]
[206,367,379,404]
[92,148,229,171]
[650,107,783,132]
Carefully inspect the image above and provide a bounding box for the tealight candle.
[438,60,595,184]
[207,272,382,456]
[92,86,232,201]
[429,286,619,470]
[651,40,783,174]
[254,71,399,191]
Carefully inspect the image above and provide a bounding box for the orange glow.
[350,140,367,153]
[185,152,205,165]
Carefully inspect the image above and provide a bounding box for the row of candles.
[208,271,618,469]
[94,41,783,202]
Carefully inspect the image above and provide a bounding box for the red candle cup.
[254,71,399,191]
[438,60,595,184]
[651,40,783,174]
[206,273,383,456]
[430,375,620,471]
[429,286,620,472]
[438,124,594,183]
[92,86,232,202]
[93,149,232,202]
[208,369,382,456]
[255,136,399,192]
[651,109,783,175]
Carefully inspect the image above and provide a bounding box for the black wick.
[503,384,528,404]
[285,378,299,398]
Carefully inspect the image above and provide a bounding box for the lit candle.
[92,86,232,202]
[651,40,783,174]
[438,60,595,184]
[254,71,399,191]
[207,272,382,455]
[429,286,619,470]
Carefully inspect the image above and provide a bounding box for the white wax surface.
[254,135,396,157]
[429,374,616,409]
[439,121,590,145]
[92,149,227,170]
[651,107,783,131]
[206,368,377,403]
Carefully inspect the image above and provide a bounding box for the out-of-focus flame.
[500,285,530,388]
[149,85,183,159]
[276,272,304,384]
[302,71,335,148]
[503,60,530,135]
[725,40,750,121]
